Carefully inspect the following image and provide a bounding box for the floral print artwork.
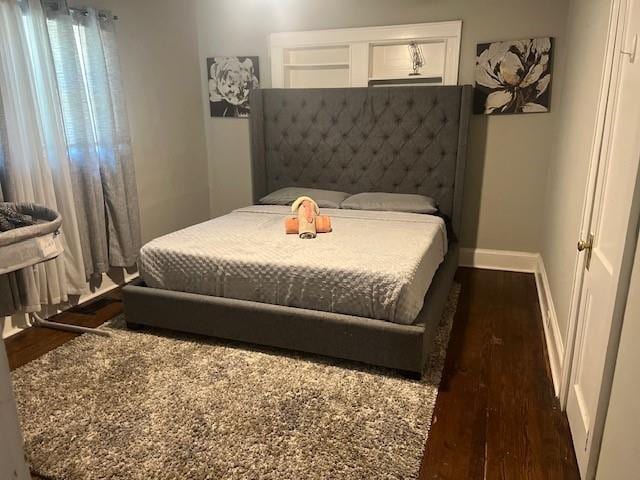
[208,56,260,117]
[474,38,553,115]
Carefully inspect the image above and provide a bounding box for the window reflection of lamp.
[408,42,425,76]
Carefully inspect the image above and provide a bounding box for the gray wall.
[73,0,211,243]
[541,0,613,343]
[596,231,640,478]
[196,0,570,252]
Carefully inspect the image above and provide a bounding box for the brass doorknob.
[578,233,595,269]
[577,233,594,252]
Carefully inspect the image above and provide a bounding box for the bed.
[123,85,472,374]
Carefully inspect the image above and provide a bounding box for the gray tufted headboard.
[249,85,472,237]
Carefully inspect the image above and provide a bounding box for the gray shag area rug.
[12,285,459,480]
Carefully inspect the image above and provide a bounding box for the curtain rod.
[68,6,118,20]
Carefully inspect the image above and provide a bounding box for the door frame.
[560,0,640,475]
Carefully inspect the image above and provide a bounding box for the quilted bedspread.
[139,205,447,325]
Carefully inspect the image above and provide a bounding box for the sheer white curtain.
[0,0,86,314]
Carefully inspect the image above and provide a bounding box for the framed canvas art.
[208,56,260,118]
[474,38,553,115]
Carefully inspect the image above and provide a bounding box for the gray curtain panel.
[44,0,141,277]
[44,2,109,278]
[93,11,142,267]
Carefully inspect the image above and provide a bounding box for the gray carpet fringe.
[12,284,460,480]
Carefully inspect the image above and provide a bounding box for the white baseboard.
[459,248,539,273]
[535,255,564,397]
[1,316,26,339]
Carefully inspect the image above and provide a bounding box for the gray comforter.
[139,205,447,325]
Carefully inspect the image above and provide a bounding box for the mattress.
[139,205,447,325]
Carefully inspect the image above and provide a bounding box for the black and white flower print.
[474,38,553,115]
[208,56,260,118]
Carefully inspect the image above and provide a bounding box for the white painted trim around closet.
[270,21,463,48]
[535,255,564,396]
[459,248,539,273]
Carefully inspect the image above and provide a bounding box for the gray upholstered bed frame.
[123,85,472,375]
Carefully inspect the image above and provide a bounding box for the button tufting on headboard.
[250,86,473,236]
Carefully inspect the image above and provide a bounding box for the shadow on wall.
[460,115,488,248]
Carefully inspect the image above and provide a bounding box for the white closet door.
[566,0,640,477]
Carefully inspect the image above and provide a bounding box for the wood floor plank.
[484,271,540,479]
[6,268,580,479]
[419,268,493,479]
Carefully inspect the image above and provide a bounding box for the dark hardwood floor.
[6,268,579,479]
[6,288,123,371]
[420,268,579,479]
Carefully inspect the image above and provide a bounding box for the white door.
[566,0,640,478]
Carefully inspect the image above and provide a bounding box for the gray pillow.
[258,187,350,209]
[340,192,439,214]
